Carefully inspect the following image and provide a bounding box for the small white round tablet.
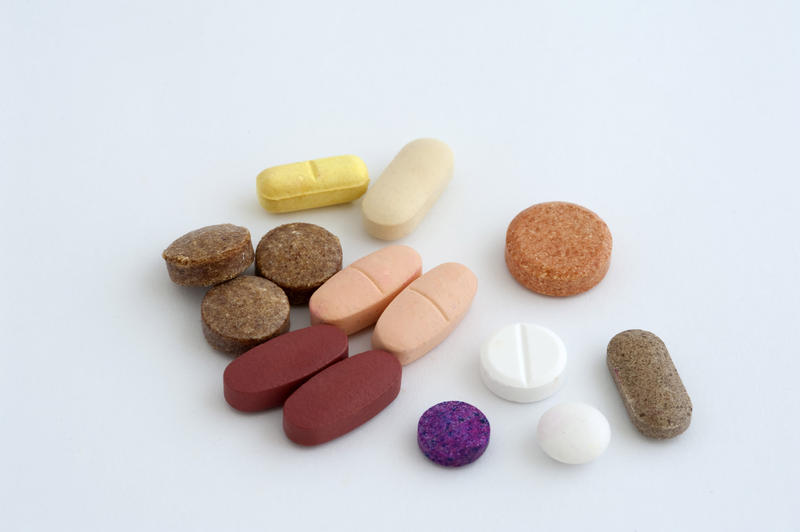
[480,323,567,402]
[537,402,611,464]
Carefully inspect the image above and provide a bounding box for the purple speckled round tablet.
[417,401,490,467]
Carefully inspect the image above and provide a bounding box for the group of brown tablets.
[163,222,343,354]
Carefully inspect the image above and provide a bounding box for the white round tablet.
[480,323,567,402]
[536,402,611,464]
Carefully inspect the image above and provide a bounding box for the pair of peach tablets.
[256,138,454,241]
[310,245,477,366]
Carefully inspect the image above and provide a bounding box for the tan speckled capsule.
[607,330,692,439]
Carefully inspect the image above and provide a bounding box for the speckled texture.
[201,275,290,355]
[162,224,254,286]
[607,329,692,439]
[255,223,342,305]
[417,401,490,467]
[505,202,612,297]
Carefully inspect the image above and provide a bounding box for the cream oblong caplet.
[361,138,454,240]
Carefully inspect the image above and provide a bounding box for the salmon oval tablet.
[480,323,567,403]
[361,138,454,240]
[505,202,612,297]
[607,329,692,439]
[309,245,422,335]
[372,262,477,365]
[537,402,610,465]
[256,155,369,213]
[282,350,402,446]
[223,324,348,412]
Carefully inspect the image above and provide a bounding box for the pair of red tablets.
[223,324,402,446]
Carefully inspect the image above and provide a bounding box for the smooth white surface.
[537,402,612,465]
[481,323,567,402]
[1,1,799,531]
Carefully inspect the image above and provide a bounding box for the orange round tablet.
[505,202,612,297]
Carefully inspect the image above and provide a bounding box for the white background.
[2,1,798,531]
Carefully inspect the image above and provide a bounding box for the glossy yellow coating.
[256,155,369,213]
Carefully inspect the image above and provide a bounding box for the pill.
[505,202,612,297]
[162,223,254,286]
[372,262,477,365]
[255,222,342,305]
[223,324,348,412]
[309,245,422,335]
[607,329,692,438]
[417,401,490,467]
[256,155,369,213]
[201,275,290,355]
[480,323,567,403]
[537,402,610,464]
[283,350,402,446]
[361,138,454,240]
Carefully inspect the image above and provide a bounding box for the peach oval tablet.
[372,262,477,365]
[309,245,422,335]
[283,350,402,446]
[361,138,454,240]
[505,202,612,297]
[223,324,348,412]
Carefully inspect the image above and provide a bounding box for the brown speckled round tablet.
[201,275,290,355]
[255,223,342,305]
[162,224,254,286]
[505,202,612,297]
[607,330,692,439]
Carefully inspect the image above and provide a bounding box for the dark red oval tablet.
[223,324,348,412]
[283,350,402,446]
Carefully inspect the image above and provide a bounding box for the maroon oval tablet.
[223,324,348,412]
[283,350,402,446]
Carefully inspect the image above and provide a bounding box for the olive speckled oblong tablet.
[162,224,254,286]
[283,350,402,446]
[417,401,490,467]
[255,223,342,305]
[224,325,348,412]
[505,202,612,297]
[607,329,692,439]
[201,276,290,355]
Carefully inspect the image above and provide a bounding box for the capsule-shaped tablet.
[223,324,348,412]
[361,138,454,240]
[372,262,477,365]
[309,245,422,335]
[606,329,692,439]
[283,350,402,446]
[256,155,369,213]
